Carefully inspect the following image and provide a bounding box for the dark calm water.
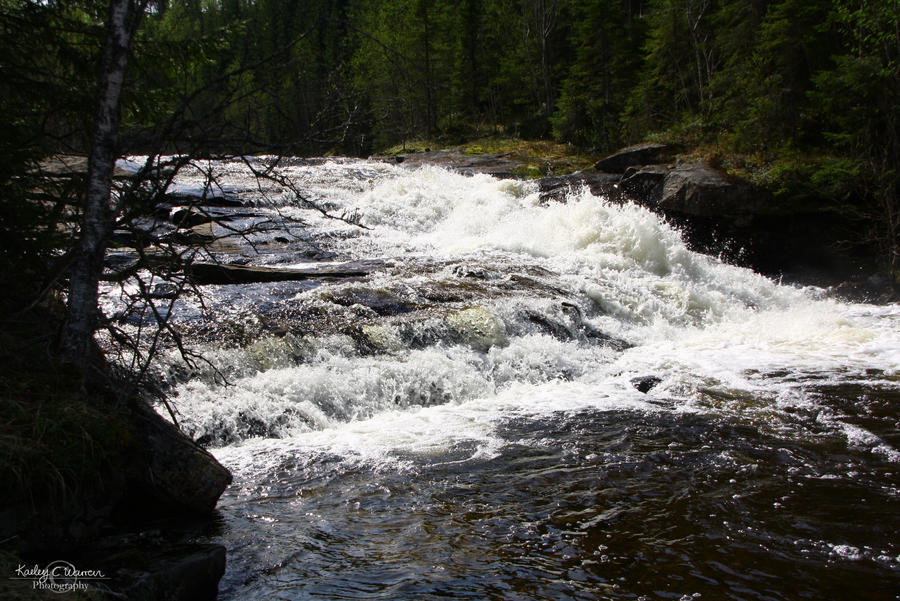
[210,390,899,601]
[111,158,900,600]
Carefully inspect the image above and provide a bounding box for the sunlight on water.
[159,161,899,459]
[124,158,900,601]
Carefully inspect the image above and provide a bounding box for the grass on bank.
[0,310,131,597]
[0,289,135,547]
[380,136,600,178]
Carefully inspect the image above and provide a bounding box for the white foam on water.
[342,169,808,333]
[841,423,900,462]
[150,159,900,466]
[617,301,899,381]
[171,329,623,447]
[210,373,674,480]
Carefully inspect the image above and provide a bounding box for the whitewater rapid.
[131,158,899,466]
[115,158,900,601]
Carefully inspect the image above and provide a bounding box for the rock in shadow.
[188,261,371,285]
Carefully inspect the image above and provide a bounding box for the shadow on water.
[115,158,898,600]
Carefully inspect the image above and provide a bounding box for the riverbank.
[3,141,893,599]
[374,138,897,301]
[0,293,231,599]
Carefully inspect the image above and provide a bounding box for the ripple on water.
[207,397,900,601]
[110,159,900,601]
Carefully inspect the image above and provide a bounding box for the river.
[110,157,900,600]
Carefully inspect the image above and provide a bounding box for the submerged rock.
[360,324,405,353]
[325,287,418,316]
[631,376,663,393]
[448,306,509,351]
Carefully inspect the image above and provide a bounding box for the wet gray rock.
[166,205,263,228]
[162,190,243,207]
[523,310,574,340]
[149,282,180,299]
[452,264,499,279]
[619,164,670,203]
[103,250,141,281]
[659,162,770,226]
[539,168,621,202]
[619,161,772,224]
[631,376,662,393]
[169,207,217,228]
[326,287,418,316]
[376,150,524,179]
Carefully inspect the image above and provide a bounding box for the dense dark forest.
[1,0,898,301]
[0,2,898,592]
[3,0,899,279]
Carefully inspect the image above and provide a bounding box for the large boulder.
[127,402,232,514]
[0,395,232,555]
[658,161,770,225]
[619,160,782,265]
[618,160,774,225]
[594,142,672,173]
[542,155,801,273]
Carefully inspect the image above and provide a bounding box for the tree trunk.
[537,0,558,118]
[60,0,143,365]
[419,0,434,138]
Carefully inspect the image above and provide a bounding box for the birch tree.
[60,0,149,365]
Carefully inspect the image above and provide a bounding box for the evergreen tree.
[808,0,900,276]
[624,0,717,140]
[731,0,839,150]
[552,0,645,150]
[707,0,769,137]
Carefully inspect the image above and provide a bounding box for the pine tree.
[624,0,716,140]
[552,0,645,150]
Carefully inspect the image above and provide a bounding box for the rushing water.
[115,158,900,600]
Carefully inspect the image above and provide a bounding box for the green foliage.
[348,0,578,147]
[734,0,839,150]
[624,0,718,139]
[551,0,644,151]
[761,155,862,209]
[2,0,898,275]
[0,1,101,290]
[818,0,900,275]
